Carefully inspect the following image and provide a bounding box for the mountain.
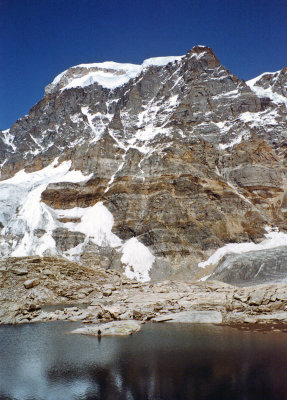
[1,45,287,283]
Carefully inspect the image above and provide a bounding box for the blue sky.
[0,0,286,130]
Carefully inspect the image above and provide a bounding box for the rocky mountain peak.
[186,45,221,68]
[1,45,287,283]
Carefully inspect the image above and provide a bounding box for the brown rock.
[24,279,40,289]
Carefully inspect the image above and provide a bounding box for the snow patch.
[57,203,155,282]
[0,159,91,186]
[199,274,212,282]
[142,56,183,68]
[213,90,239,100]
[121,237,155,282]
[81,106,105,142]
[104,160,125,193]
[198,228,287,268]
[64,240,88,259]
[70,113,83,124]
[218,130,250,150]
[1,129,16,151]
[247,72,287,106]
[240,109,279,127]
[193,51,208,60]
[247,71,278,87]
[135,95,179,142]
[51,70,67,86]
[62,69,140,91]
[55,203,121,248]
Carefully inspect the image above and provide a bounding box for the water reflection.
[0,322,287,399]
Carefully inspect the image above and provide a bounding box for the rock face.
[1,45,287,282]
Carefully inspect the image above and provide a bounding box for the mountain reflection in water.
[0,322,287,400]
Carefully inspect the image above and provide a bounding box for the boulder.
[24,278,40,289]
[102,289,113,297]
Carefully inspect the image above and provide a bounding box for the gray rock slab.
[211,246,287,286]
[153,310,222,324]
[70,320,142,336]
[12,268,28,276]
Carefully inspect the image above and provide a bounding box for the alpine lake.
[1,321,287,400]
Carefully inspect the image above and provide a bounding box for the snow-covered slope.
[0,160,90,256]
[46,55,183,93]
[247,68,287,107]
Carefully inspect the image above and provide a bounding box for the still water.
[0,322,287,400]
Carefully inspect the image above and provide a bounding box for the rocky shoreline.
[1,256,287,331]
